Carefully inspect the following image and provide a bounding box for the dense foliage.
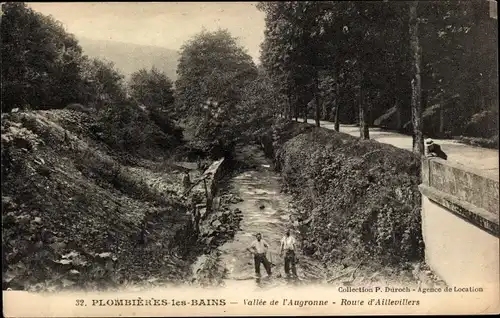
[93,102,182,159]
[175,29,266,156]
[128,68,182,141]
[272,122,423,266]
[80,58,127,109]
[2,0,497,292]
[1,3,129,112]
[1,2,185,159]
[128,67,175,111]
[258,1,498,144]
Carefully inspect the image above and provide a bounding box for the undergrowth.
[454,135,499,150]
[1,110,192,292]
[269,120,424,269]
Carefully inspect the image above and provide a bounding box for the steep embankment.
[265,120,436,283]
[1,109,203,291]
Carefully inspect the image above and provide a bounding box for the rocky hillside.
[1,109,196,291]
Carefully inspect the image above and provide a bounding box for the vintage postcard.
[2,1,499,316]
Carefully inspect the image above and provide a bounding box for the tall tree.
[1,2,87,111]
[258,0,497,142]
[175,29,258,155]
[175,29,257,116]
[259,1,325,125]
[1,2,127,112]
[128,67,177,136]
[80,57,126,108]
[129,67,174,109]
[258,2,301,121]
[409,1,423,154]
[238,68,282,139]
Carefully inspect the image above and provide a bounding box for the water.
[217,150,326,290]
[195,147,424,291]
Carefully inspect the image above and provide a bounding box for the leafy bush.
[273,124,423,267]
[455,135,499,150]
[127,67,182,141]
[148,107,184,142]
[94,101,182,158]
[463,110,499,139]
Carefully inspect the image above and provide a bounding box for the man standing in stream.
[247,233,272,278]
[280,229,298,278]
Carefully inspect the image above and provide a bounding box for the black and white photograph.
[1,1,499,316]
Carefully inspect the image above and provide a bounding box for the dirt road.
[303,119,499,178]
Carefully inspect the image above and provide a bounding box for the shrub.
[148,107,183,142]
[273,124,424,267]
[455,135,499,149]
[94,101,182,158]
[463,110,499,139]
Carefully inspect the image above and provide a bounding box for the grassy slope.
[2,109,194,291]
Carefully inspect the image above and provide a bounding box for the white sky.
[27,2,266,62]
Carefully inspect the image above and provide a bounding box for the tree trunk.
[359,85,369,139]
[287,89,293,120]
[322,97,328,121]
[395,97,402,131]
[439,94,445,136]
[334,81,340,131]
[410,1,424,155]
[302,92,307,123]
[288,101,292,120]
[293,95,302,122]
[287,102,292,121]
[421,89,428,136]
[285,91,290,120]
[314,72,321,127]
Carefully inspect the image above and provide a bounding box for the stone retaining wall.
[189,158,227,229]
[419,157,499,289]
